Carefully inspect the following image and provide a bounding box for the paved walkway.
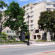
[31,42,55,46]
[0,42,55,55]
[0,44,27,49]
[0,42,55,48]
[28,51,55,55]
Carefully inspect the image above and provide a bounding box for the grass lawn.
[36,40,46,42]
[0,41,24,43]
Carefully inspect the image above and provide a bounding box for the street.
[0,45,55,55]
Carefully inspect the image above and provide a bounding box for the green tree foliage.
[4,1,28,36]
[38,11,55,40]
[0,13,2,20]
[0,0,7,21]
[0,0,7,9]
[0,0,7,34]
[1,32,7,42]
[38,11,55,32]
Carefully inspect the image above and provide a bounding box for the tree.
[0,0,7,34]
[1,32,7,42]
[38,11,55,40]
[4,1,28,38]
[0,0,7,9]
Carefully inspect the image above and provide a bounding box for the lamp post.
[27,15,30,46]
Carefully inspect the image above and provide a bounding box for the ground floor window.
[37,35,41,39]
[35,29,39,33]
[34,35,36,39]
[8,36,13,39]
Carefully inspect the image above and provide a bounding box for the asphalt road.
[0,45,55,55]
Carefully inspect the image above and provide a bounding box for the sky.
[0,0,53,11]
[2,0,52,7]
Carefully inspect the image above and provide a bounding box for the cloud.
[18,0,28,2]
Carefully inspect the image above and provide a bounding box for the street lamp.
[27,15,30,46]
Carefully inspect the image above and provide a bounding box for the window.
[23,6,25,9]
[30,24,34,28]
[37,35,41,39]
[7,30,9,33]
[12,31,14,33]
[35,29,39,33]
[47,4,51,6]
[10,31,11,33]
[27,21,28,23]
[26,13,29,15]
[53,9,55,10]
[30,11,34,13]
[46,8,51,11]
[7,30,14,33]
[0,11,2,14]
[30,15,33,18]
[30,20,33,23]
[53,4,55,7]
[31,29,33,31]
[34,35,36,39]
[33,3,37,5]
[30,7,33,10]
[26,9,29,11]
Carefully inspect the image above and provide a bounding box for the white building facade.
[23,1,55,40]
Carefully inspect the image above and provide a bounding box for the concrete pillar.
[47,31,51,41]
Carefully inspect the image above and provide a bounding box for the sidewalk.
[31,42,55,46]
[0,42,55,48]
[28,50,55,55]
[0,44,27,49]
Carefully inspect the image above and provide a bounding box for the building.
[2,27,17,39]
[23,1,55,40]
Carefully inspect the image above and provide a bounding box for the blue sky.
[0,0,53,11]
[2,0,52,7]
